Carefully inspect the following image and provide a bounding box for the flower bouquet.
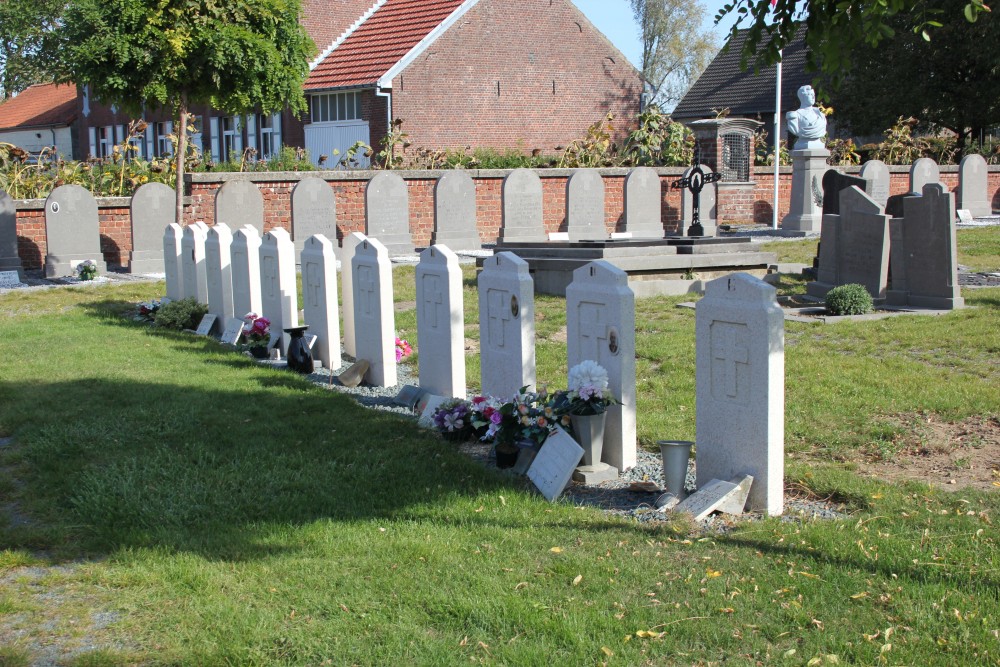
[75,260,98,281]
[471,387,566,467]
[431,398,473,442]
[136,299,162,322]
[558,360,619,416]
[395,336,413,361]
[241,312,272,357]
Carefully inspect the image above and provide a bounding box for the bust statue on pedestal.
[786,85,827,150]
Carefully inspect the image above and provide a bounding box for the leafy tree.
[58,0,315,221]
[716,0,991,87]
[0,0,63,99]
[630,0,718,110]
[827,0,999,154]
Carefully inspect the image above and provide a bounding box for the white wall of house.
[0,126,74,158]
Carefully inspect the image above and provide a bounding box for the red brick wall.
[15,200,131,270]
[389,0,642,153]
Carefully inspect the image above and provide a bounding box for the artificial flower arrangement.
[556,360,620,416]
[75,260,98,281]
[395,336,413,362]
[241,312,272,350]
[469,387,570,452]
[431,398,473,441]
[136,299,162,322]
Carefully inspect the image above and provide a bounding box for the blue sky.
[570,0,740,70]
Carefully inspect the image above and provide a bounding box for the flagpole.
[772,53,782,230]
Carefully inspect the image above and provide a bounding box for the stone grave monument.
[259,227,299,353]
[292,177,337,259]
[499,169,545,243]
[674,164,722,236]
[859,160,891,209]
[782,85,829,233]
[301,234,341,370]
[432,171,481,251]
[352,236,396,386]
[958,154,991,217]
[341,231,367,358]
[181,221,209,303]
[129,182,174,274]
[566,260,637,475]
[43,185,108,278]
[478,252,535,398]
[821,169,870,216]
[1,189,25,281]
[216,180,264,234]
[162,223,184,301]
[910,158,940,194]
[416,244,465,398]
[366,172,413,255]
[231,225,262,319]
[887,183,964,310]
[623,167,664,238]
[566,170,606,241]
[205,222,235,332]
[695,273,784,515]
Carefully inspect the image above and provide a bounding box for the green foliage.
[0,0,63,98]
[827,138,861,166]
[872,117,924,165]
[558,112,618,168]
[153,297,208,331]
[620,105,694,167]
[210,146,315,173]
[753,129,790,166]
[825,283,874,316]
[965,138,1000,165]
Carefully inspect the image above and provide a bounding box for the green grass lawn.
[0,251,998,665]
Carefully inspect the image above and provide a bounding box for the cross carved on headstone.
[487,288,511,347]
[145,186,168,209]
[358,265,376,318]
[711,322,749,399]
[422,275,444,328]
[262,255,277,299]
[577,302,608,362]
[306,263,321,308]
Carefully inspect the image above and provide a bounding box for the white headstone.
[43,184,108,278]
[859,160,891,209]
[526,426,585,502]
[181,221,209,303]
[695,273,784,515]
[910,158,940,195]
[216,180,264,234]
[477,252,535,398]
[566,260,637,473]
[432,171,481,250]
[162,223,184,301]
[352,237,396,387]
[301,234,342,370]
[366,172,414,255]
[129,182,174,274]
[341,231,367,358]
[416,244,465,398]
[958,154,991,218]
[231,225,263,319]
[500,169,546,243]
[0,189,24,281]
[566,170,607,241]
[205,223,234,333]
[292,177,337,258]
[259,227,299,353]
[624,167,664,238]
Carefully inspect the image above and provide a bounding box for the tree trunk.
[175,98,188,226]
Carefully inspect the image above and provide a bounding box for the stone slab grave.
[807,186,890,300]
[194,314,217,336]
[162,223,184,301]
[859,160,891,210]
[674,475,754,521]
[352,236,396,387]
[205,223,234,333]
[958,154,991,218]
[526,426,585,502]
[566,169,606,241]
[366,172,413,255]
[821,169,870,216]
[679,164,718,236]
[292,177,337,259]
[259,227,299,354]
[181,221,209,303]
[43,185,108,278]
[416,244,465,398]
[216,180,264,234]
[910,157,940,194]
[220,317,245,346]
[887,183,964,310]
[566,260,637,475]
[341,232,367,358]
[0,189,24,280]
[432,171,481,251]
[696,273,784,515]
[624,167,665,238]
[477,252,536,398]
[231,225,263,319]
[130,182,174,274]
[499,169,546,243]
[301,234,342,371]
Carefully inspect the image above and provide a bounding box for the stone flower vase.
[571,412,607,466]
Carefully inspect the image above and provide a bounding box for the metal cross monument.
[671,165,721,237]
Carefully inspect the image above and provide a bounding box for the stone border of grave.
[675,299,956,324]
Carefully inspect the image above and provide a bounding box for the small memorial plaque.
[957,209,974,223]
[527,426,585,502]
[418,395,449,428]
[673,475,753,521]
[220,317,244,345]
[0,271,25,289]
[195,314,218,336]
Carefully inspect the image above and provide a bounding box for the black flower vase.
[284,326,314,374]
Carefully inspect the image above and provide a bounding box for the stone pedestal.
[782,148,829,233]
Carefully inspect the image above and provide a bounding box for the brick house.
[69,0,641,167]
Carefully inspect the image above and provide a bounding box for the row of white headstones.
[163,221,785,515]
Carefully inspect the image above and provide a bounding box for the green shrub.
[825,283,874,316]
[154,298,208,330]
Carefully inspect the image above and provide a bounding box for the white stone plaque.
[195,314,218,336]
[220,317,244,345]
[526,426,584,502]
[957,209,973,223]
[673,479,738,521]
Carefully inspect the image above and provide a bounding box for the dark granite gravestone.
[821,170,870,216]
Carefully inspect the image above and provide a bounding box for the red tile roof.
[0,83,78,132]
[305,0,466,91]
[300,0,379,59]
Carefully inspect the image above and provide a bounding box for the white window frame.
[221,115,243,160]
[257,113,282,159]
[155,121,174,157]
[309,91,363,124]
[97,126,113,158]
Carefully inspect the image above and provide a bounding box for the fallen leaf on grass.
[459,637,468,647]
[795,571,821,580]
[784,649,796,658]
[811,618,825,630]
[719,607,735,614]
[573,574,583,586]
[706,569,722,578]
[475,506,484,513]
[500,496,506,506]
[550,547,563,553]
[339,604,350,613]
[850,592,869,600]
[601,647,614,657]
[515,582,528,590]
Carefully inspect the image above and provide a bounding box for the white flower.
[568,360,609,393]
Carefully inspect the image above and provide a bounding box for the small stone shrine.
[216,180,264,234]
[477,252,536,398]
[416,244,465,398]
[301,234,342,370]
[129,182,174,274]
[352,236,396,386]
[43,185,108,278]
[696,273,784,515]
[1,189,25,281]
